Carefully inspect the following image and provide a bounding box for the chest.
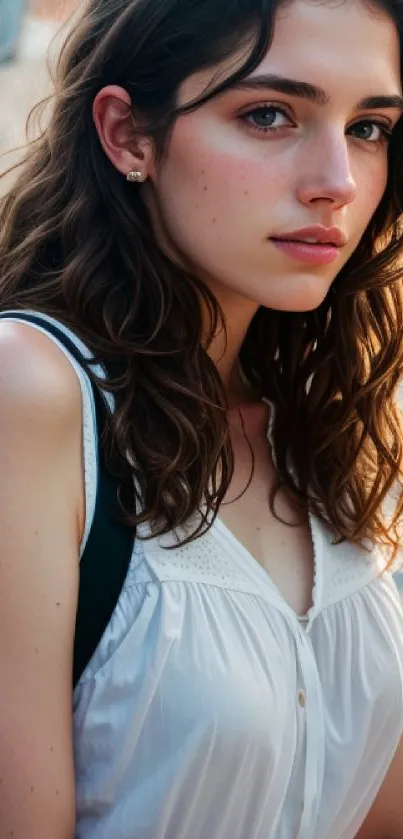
[218,405,314,616]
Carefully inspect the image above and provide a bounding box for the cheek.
[162,119,279,227]
[356,158,389,223]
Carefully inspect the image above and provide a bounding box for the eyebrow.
[229,74,403,111]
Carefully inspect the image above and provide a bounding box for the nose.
[295,130,357,210]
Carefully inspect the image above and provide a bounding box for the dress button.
[298,690,306,708]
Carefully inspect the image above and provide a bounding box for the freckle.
[212,218,217,223]
[35,648,39,654]
[244,190,249,195]
[201,169,205,174]
[55,789,59,796]
[30,786,34,792]
[203,186,208,191]
[56,602,61,607]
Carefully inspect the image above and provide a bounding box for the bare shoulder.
[0,319,83,838]
[0,319,82,422]
[0,317,86,567]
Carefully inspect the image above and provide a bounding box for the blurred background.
[0,0,77,158]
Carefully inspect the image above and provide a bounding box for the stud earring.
[127,170,145,183]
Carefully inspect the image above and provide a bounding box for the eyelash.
[239,104,393,144]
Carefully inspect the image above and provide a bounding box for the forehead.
[179,0,401,107]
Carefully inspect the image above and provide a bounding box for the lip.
[270,238,340,266]
[269,225,347,267]
[271,225,347,247]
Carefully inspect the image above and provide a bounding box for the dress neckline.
[212,511,321,628]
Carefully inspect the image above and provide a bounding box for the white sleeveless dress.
[6,312,403,839]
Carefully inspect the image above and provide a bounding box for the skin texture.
[94,0,402,387]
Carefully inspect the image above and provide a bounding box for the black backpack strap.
[0,311,134,688]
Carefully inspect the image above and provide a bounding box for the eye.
[347,120,392,143]
[240,105,293,132]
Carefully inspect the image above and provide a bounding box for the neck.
[205,291,259,408]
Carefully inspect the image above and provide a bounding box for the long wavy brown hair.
[1,0,403,556]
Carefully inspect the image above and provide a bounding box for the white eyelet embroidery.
[137,522,260,594]
[313,518,377,609]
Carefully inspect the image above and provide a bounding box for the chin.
[280,297,329,313]
[263,275,333,313]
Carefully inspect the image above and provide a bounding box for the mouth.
[269,227,346,266]
[270,238,341,266]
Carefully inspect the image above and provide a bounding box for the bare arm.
[356,735,403,839]
[0,323,85,839]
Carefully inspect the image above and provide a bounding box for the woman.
[0,0,403,836]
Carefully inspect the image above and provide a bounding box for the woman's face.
[146,0,402,313]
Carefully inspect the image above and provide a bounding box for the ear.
[92,85,154,181]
